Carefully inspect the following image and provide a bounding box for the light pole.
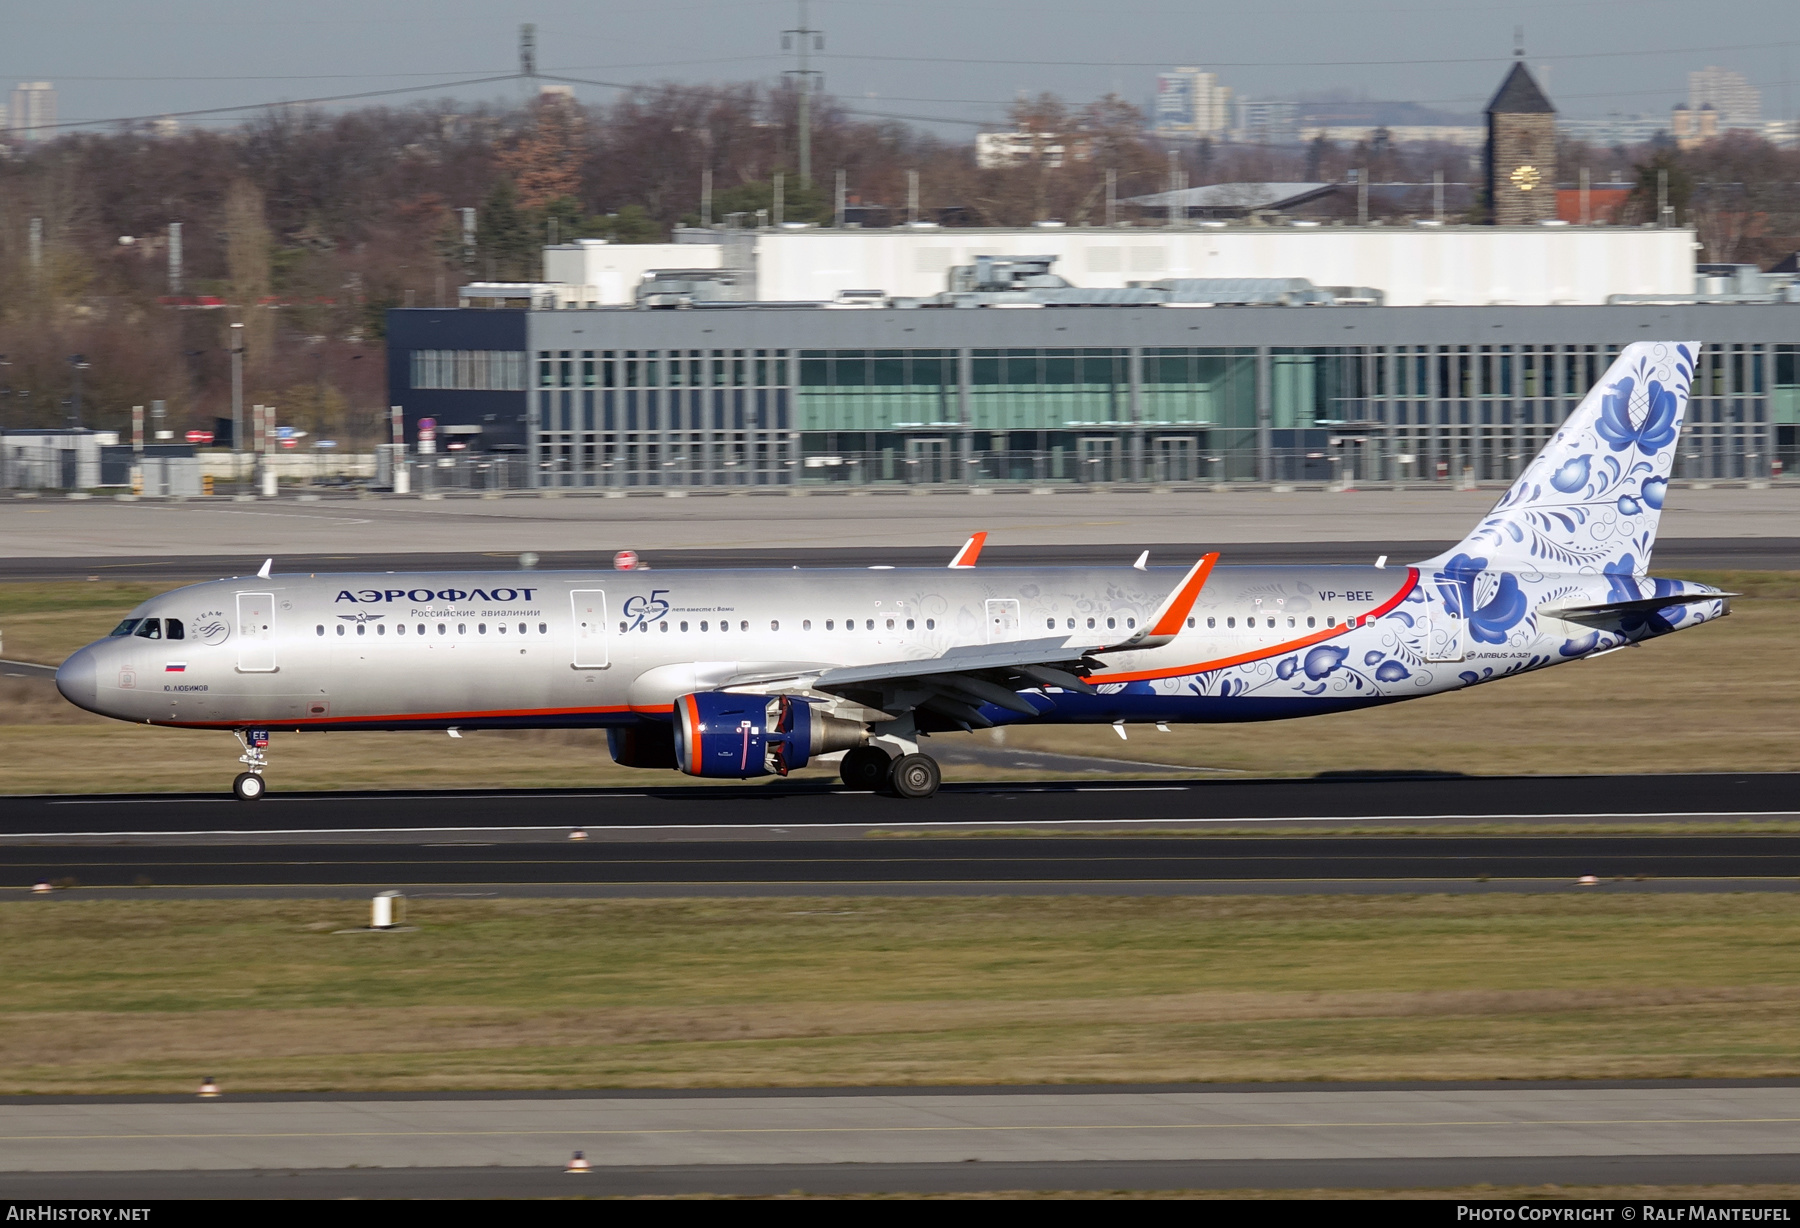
[0,355,8,490]
[66,355,89,430]
[229,321,246,490]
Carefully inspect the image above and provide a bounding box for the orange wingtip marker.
[948,532,988,568]
[1146,553,1220,638]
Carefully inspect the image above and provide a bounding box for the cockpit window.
[109,619,142,637]
[133,619,162,640]
[164,619,185,641]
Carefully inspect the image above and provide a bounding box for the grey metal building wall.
[511,305,1799,488]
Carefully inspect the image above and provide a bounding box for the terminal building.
[387,226,1800,490]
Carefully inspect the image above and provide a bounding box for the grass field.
[5,894,1800,1094]
[0,571,1793,793]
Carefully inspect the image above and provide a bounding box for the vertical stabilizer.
[1420,341,1699,576]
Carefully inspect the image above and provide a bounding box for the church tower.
[1486,60,1557,225]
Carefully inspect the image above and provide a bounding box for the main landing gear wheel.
[839,745,893,791]
[888,753,941,800]
[232,772,266,801]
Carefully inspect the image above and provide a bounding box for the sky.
[4,0,1796,136]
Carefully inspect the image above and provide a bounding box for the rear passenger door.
[571,590,609,668]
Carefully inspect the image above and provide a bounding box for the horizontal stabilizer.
[1539,591,1734,626]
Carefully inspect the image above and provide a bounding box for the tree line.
[0,80,1794,447]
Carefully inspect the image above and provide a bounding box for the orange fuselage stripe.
[1094,568,1420,684]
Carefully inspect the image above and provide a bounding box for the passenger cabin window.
[742,621,750,632]
[356,624,366,636]
[680,621,689,632]
[1307,617,1316,628]
[316,625,325,636]
[110,619,141,637]
[1207,617,1216,628]
[378,624,386,635]
[803,620,811,630]
[1186,617,1194,629]
[1106,617,1116,630]
[134,619,162,640]
[659,622,668,633]
[336,625,346,637]
[907,619,915,630]
[701,621,710,632]
[771,621,780,631]
[1086,618,1096,630]
[824,620,833,630]
[1046,618,1055,629]
[926,619,935,630]
[539,623,547,635]
[1326,617,1337,627]
[1227,617,1236,628]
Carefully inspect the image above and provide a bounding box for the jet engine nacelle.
[672,692,864,778]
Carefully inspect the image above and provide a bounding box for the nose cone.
[56,647,99,712]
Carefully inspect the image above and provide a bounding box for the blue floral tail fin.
[1419,341,1700,577]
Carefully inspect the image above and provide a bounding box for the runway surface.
[3,1084,1798,1195]
[5,774,1799,897]
[4,536,1795,582]
[7,771,1795,836]
[4,485,1796,563]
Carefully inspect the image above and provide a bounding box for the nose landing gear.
[232,729,269,801]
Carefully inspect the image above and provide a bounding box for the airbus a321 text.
[58,342,1730,801]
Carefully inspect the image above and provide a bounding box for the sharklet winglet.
[948,532,987,569]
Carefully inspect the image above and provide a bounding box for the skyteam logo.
[621,590,671,632]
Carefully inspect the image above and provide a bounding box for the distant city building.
[975,129,1088,169]
[1486,61,1557,226]
[1299,124,1486,149]
[8,82,55,142]
[1235,99,1299,145]
[1766,119,1800,149]
[1154,67,1232,139]
[1671,103,1719,151]
[1557,114,1667,146]
[1689,66,1760,130]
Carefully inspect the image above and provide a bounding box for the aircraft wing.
[727,553,1218,728]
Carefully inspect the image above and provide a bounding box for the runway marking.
[12,878,1800,894]
[7,811,1800,841]
[8,1116,1800,1144]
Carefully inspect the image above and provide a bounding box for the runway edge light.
[566,1151,591,1173]
[198,1077,220,1098]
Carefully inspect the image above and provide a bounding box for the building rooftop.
[1487,61,1556,115]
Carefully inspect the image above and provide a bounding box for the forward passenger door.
[235,592,277,673]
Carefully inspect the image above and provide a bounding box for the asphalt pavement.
[4,536,1796,582]
[3,773,1799,897]
[3,1085,1799,1195]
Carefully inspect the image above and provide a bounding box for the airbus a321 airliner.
[58,341,1729,800]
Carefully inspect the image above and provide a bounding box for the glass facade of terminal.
[380,305,1799,490]
[521,340,1799,487]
